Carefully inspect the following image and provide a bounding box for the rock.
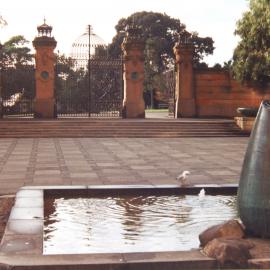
[199,219,245,247]
[203,238,254,268]
[249,258,270,269]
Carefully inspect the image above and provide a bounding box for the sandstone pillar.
[173,41,196,118]
[121,26,145,118]
[32,21,57,118]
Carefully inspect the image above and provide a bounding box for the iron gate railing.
[162,69,175,117]
[0,65,35,118]
[55,56,123,118]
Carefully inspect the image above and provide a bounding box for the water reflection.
[115,196,145,241]
[44,194,237,255]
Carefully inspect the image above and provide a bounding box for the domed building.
[70,25,107,62]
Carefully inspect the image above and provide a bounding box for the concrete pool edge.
[0,251,217,270]
[0,184,238,269]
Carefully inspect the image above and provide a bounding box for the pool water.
[43,194,237,254]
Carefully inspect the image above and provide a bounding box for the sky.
[0,0,249,66]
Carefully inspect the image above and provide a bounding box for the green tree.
[212,63,222,69]
[0,36,34,101]
[108,11,214,106]
[233,0,270,90]
[109,11,214,70]
[1,35,33,67]
[223,60,233,70]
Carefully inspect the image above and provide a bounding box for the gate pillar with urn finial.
[32,19,57,118]
[121,25,145,118]
[173,32,196,118]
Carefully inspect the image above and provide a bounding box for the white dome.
[70,26,107,60]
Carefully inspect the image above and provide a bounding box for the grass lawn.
[145,109,168,113]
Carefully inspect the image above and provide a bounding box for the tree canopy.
[1,35,33,67]
[0,36,35,99]
[109,12,214,69]
[108,11,214,104]
[233,0,270,91]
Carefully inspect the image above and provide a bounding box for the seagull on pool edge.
[176,170,190,187]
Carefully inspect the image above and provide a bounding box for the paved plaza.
[0,137,248,194]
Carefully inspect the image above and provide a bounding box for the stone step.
[0,119,248,138]
[0,130,244,134]
[0,125,242,129]
[0,125,242,130]
[0,119,235,125]
[0,134,247,138]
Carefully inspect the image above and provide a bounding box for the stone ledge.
[249,258,270,269]
[0,251,216,270]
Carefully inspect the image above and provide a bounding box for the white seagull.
[176,170,190,186]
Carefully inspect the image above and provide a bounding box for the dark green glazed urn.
[238,100,270,237]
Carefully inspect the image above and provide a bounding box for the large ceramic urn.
[238,100,270,237]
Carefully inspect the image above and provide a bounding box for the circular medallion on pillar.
[131,71,138,81]
[40,70,49,80]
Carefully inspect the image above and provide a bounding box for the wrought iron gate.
[162,69,175,117]
[55,56,123,118]
[0,64,35,118]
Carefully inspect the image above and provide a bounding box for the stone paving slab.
[0,137,248,195]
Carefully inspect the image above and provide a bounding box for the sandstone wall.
[194,69,263,117]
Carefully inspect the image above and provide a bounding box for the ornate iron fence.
[55,56,123,118]
[161,69,175,117]
[0,64,35,118]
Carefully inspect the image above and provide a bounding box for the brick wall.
[194,68,263,117]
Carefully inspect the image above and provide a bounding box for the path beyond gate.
[55,56,123,118]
